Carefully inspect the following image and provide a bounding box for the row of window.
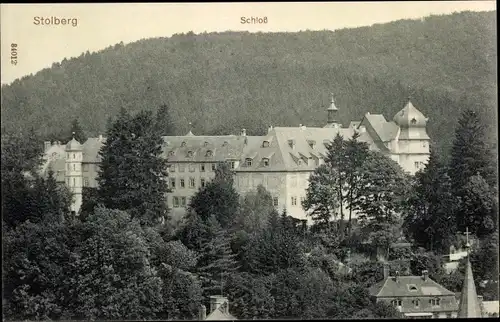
[65,177,90,187]
[171,196,188,208]
[169,177,206,189]
[414,161,426,170]
[291,196,305,206]
[170,163,216,173]
[390,298,441,308]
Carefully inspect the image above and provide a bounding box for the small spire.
[72,131,76,139]
[464,227,472,252]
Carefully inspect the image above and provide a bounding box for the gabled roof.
[205,307,237,320]
[370,275,456,298]
[360,113,400,143]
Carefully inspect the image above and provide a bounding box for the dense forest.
[0,10,496,162]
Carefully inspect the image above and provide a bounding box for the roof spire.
[186,122,194,136]
[326,92,339,126]
[72,131,76,140]
[458,227,482,318]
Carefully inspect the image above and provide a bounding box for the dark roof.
[370,275,456,298]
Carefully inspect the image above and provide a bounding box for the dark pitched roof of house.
[370,275,456,298]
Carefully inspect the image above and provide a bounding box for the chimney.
[209,295,228,314]
[44,141,51,151]
[198,304,207,320]
[422,270,429,281]
[241,129,246,137]
[99,134,103,142]
[383,264,389,279]
[268,125,273,134]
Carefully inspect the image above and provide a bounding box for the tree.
[68,118,87,144]
[459,174,497,237]
[73,207,163,320]
[196,216,238,296]
[96,109,170,225]
[353,150,410,230]
[155,104,176,136]
[188,162,240,228]
[234,184,275,233]
[449,109,496,192]
[302,164,339,224]
[410,251,446,281]
[403,146,458,254]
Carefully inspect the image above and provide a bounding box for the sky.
[1,1,496,85]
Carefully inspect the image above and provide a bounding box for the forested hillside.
[1,10,496,160]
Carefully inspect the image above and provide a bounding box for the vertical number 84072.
[11,43,18,65]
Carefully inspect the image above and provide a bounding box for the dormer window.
[408,284,418,292]
[222,141,228,147]
[412,299,420,308]
[187,151,193,158]
[263,158,269,167]
[168,151,175,156]
[297,159,303,165]
[181,141,186,147]
[262,140,270,148]
[429,298,441,306]
[391,299,402,307]
[308,140,316,149]
[411,118,417,125]
[204,141,209,147]
[206,150,213,157]
[245,158,252,167]
[288,139,295,149]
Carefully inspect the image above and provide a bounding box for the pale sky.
[0,1,496,85]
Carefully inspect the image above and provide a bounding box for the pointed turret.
[326,93,339,126]
[186,122,195,136]
[458,229,482,318]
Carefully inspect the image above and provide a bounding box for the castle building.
[41,96,430,220]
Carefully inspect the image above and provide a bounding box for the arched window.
[187,151,193,157]
[262,141,270,148]
[206,150,213,157]
[411,118,417,125]
[181,141,186,147]
[245,158,252,167]
[168,151,175,156]
[204,141,209,147]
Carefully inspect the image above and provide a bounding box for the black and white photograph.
[1,1,498,320]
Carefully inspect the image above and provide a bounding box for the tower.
[326,93,339,128]
[65,133,83,214]
[392,97,430,174]
[458,228,482,318]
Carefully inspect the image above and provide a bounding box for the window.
[187,151,193,157]
[83,178,89,187]
[262,140,270,148]
[73,164,76,171]
[168,151,175,156]
[206,150,213,157]
[291,196,297,206]
[173,196,179,208]
[263,158,269,167]
[222,141,228,147]
[189,164,196,172]
[411,118,417,125]
[73,153,75,159]
[412,299,420,308]
[297,159,303,165]
[179,164,185,172]
[414,161,420,169]
[211,163,216,171]
[170,178,176,189]
[422,142,427,147]
[230,161,236,169]
[72,178,75,186]
[189,178,195,188]
[300,196,305,204]
[273,197,279,206]
[391,300,402,306]
[181,141,186,147]
[408,285,418,292]
[66,153,69,159]
[180,178,185,188]
[245,158,252,167]
[201,178,206,188]
[429,298,441,306]
[181,197,187,207]
[170,164,176,172]
[204,141,209,147]
[201,164,205,172]
[308,140,316,149]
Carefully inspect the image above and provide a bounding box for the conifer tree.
[403,146,458,253]
[196,216,238,296]
[96,108,169,225]
[68,118,87,144]
[155,104,176,136]
[449,109,496,192]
